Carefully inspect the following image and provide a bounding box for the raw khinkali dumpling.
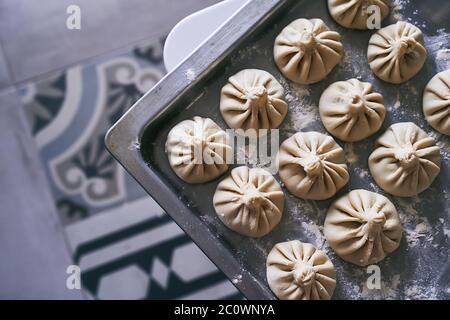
[368,21,427,84]
[423,69,450,135]
[266,240,336,300]
[368,122,441,197]
[220,69,288,134]
[166,116,232,184]
[213,166,284,237]
[319,78,386,142]
[274,18,344,84]
[277,132,349,200]
[328,0,390,30]
[324,189,402,266]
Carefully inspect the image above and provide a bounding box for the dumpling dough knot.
[324,189,402,266]
[394,37,418,57]
[319,79,385,141]
[220,69,288,133]
[363,208,386,242]
[245,86,268,110]
[368,122,441,196]
[245,85,267,99]
[292,261,316,290]
[303,155,324,177]
[360,0,370,11]
[328,0,391,30]
[394,143,419,172]
[367,22,427,83]
[241,185,264,209]
[213,166,284,237]
[295,32,316,52]
[274,18,343,84]
[266,240,336,299]
[348,94,365,115]
[166,116,231,183]
[278,131,349,200]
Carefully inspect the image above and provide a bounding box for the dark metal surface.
[105,0,292,300]
[106,0,450,299]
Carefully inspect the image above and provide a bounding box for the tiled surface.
[0,88,83,299]
[0,45,11,88]
[0,0,220,85]
[17,37,241,300]
[19,40,168,224]
[0,0,241,299]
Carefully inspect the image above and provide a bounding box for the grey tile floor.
[0,0,220,299]
[0,46,11,88]
[0,0,219,86]
[0,88,83,299]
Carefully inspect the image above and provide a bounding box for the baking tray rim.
[105,0,296,300]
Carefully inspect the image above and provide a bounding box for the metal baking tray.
[106,0,450,300]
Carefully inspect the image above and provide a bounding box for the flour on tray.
[185,68,196,82]
[392,0,410,21]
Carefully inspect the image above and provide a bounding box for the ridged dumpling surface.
[328,0,390,30]
[324,189,402,266]
[213,166,284,237]
[319,78,385,142]
[368,21,427,84]
[274,18,344,84]
[220,69,288,134]
[166,116,231,183]
[266,240,336,300]
[277,132,349,200]
[423,69,450,135]
[368,122,441,197]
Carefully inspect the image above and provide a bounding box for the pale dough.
[368,122,441,197]
[274,18,344,84]
[266,240,336,300]
[319,78,386,142]
[423,69,450,135]
[166,116,231,183]
[324,189,403,266]
[328,0,391,30]
[368,21,427,84]
[220,69,288,134]
[277,131,349,200]
[213,166,284,237]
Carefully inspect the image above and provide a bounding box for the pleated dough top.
[423,69,450,135]
[319,78,386,142]
[277,131,349,200]
[368,122,441,197]
[368,21,427,84]
[220,69,288,134]
[213,166,284,237]
[328,0,391,30]
[166,116,232,184]
[274,18,344,84]
[324,189,402,266]
[266,240,336,300]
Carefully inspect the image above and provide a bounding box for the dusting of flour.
[392,0,410,21]
[192,0,450,300]
[276,4,449,299]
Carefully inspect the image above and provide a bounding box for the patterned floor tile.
[0,0,220,84]
[0,88,83,299]
[20,37,241,300]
